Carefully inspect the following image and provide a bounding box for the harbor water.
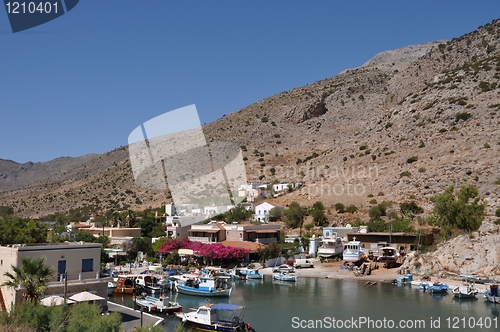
[109,276,500,331]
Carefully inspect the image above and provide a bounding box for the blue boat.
[485,284,500,304]
[176,303,256,332]
[392,273,413,284]
[419,282,430,291]
[175,275,232,297]
[237,268,263,280]
[429,281,449,293]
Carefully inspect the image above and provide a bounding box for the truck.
[293,259,314,269]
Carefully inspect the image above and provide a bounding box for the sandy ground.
[261,258,494,292]
[262,258,399,282]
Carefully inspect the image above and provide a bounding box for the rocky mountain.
[1,19,500,228]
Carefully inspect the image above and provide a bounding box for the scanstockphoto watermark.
[291,316,499,330]
[291,316,427,329]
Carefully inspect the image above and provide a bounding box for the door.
[57,260,66,281]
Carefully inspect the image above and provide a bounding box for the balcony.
[188,236,217,244]
[255,238,277,245]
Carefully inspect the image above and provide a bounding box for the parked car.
[273,264,295,273]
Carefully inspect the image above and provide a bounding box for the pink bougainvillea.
[159,239,249,260]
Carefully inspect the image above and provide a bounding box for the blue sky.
[1,1,499,163]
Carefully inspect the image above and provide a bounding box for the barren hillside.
[1,19,500,223]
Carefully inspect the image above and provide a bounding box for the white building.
[165,215,206,239]
[253,202,283,223]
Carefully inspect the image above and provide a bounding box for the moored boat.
[113,275,139,294]
[272,272,298,282]
[176,303,256,331]
[485,283,500,303]
[429,281,449,293]
[237,268,263,280]
[176,275,232,297]
[452,283,478,299]
[107,281,117,296]
[134,295,182,314]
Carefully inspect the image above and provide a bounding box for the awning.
[178,248,194,255]
[254,229,279,234]
[69,291,104,302]
[188,229,219,233]
[41,295,75,306]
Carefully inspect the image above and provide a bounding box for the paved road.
[107,302,164,331]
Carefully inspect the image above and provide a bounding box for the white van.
[293,259,314,268]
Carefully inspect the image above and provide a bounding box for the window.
[82,258,93,272]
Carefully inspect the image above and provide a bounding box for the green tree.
[74,232,97,243]
[400,201,424,215]
[127,237,153,261]
[0,301,123,332]
[225,204,252,223]
[430,184,485,233]
[0,216,48,244]
[284,201,304,230]
[366,219,388,232]
[269,207,284,222]
[0,206,14,217]
[3,257,55,303]
[139,214,158,237]
[257,241,281,262]
[311,201,327,226]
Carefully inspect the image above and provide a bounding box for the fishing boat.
[107,281,117,296]
[134,295,182,314]
[452,283,478,299]
[342,238,365,263]
[237,268,263,280]
[135,274,163,294]
[317,234,344,260]
[485,284,500,303]
[176,303,257,332]
[392,274,413,284]
[113,275,139,294]
[429,281,449,293]
[377,247,399,268]
[272,272,298,282]
[203,267,240,280]
[176,275,232,297]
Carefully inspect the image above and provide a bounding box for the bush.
[400,171,411,178]
[407,156,418,164]
[345,205,358,214]
[400,201,424,215]
[334,203,345,213]
[455,112,472,122]
[369,199,377,205]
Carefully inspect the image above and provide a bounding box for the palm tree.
[3,257,55,303]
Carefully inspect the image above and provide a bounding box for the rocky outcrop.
[400,220,500,279]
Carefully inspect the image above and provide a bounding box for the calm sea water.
[109,276,500,331]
